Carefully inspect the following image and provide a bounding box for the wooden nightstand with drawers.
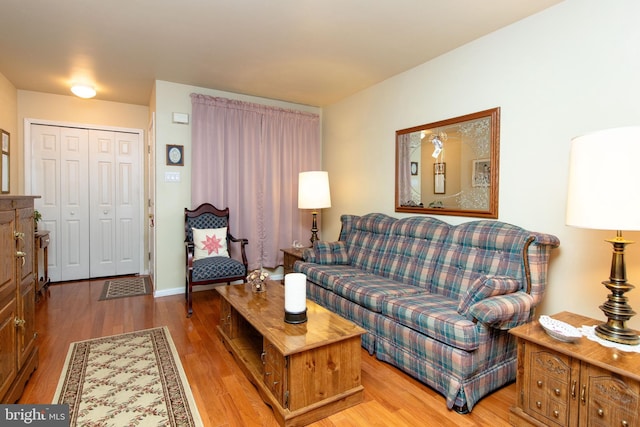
[509,311,640,427]
[281,247,306,276]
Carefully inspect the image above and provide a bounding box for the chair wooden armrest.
[185,241,195,270]
[229,234,249,267]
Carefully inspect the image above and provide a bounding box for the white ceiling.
[0,0,562,107]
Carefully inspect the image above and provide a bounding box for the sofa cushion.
[430,220,532,301]
[343,213,395,274]
[332,275,426,313]
[295,263,369,291]
[379,294,480,351]
[457,275,521,319]
[315,241,350,265]
[378,216,450,288]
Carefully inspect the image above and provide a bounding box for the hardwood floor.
[19,279,516,426]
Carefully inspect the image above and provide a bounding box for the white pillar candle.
[284,273,307,313]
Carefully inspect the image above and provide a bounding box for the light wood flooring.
[19,279,516,426]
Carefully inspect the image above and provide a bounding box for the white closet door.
[89,130,140,277]
[31,125,90,281]
[114,132,141,276]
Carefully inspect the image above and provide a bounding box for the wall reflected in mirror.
[396,108,499,218]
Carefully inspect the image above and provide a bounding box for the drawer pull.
[622,421,629,427]
[571,380,576,398]
[14,231,24,241]
[597,408,604,417]
[553,410,559,418]
[536,401,542,409]
[581,385,586,404]
[554,388,561,396]
[537,380,543,387]
[260,351,266,364]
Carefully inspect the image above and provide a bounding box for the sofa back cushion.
[339,213,395,275]
[430,221,533,300]
[380,216,450,288]
[339,214,450,288]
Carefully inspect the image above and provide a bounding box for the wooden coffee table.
[217,281,365,426]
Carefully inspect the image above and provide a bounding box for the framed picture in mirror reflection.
[472,159,490,187]
[434,162,445,194]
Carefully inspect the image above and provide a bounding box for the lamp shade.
[298,171,331,209]
[566,126,640,231]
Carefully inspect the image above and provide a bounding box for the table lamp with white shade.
[298,171,331,244]
[566,126,640,345]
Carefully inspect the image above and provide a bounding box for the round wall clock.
[166,145,184,166]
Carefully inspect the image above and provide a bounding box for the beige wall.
[322,0,640,329]
[0,73,17,194]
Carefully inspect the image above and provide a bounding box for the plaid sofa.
[295,213,559,413]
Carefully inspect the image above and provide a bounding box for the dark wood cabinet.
[0,196,39,403]
[281,247,305,277]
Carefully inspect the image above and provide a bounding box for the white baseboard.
[152,274,285,298]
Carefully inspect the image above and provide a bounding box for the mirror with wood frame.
[395,107,500,218]
[1,130,9,194]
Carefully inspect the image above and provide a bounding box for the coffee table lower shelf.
[217,283,365,427]
[218,327,363,426]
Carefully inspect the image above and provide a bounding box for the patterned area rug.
[53,327,203,427]
[99,276,152,301]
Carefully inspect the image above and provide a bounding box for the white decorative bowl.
[538,315,582,342]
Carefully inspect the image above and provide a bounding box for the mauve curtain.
[190,94,320,270]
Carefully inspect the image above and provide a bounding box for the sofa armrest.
[302,247,317,263]
[468,292,534,330]
[526,232,561,306]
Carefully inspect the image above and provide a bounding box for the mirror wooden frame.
[1,129,9,194]
[395,107,500,218]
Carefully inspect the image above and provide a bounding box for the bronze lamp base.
[595,232,640,346]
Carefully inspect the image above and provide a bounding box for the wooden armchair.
[185,203,248,317]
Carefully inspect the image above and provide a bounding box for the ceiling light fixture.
[71,84,96,99]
